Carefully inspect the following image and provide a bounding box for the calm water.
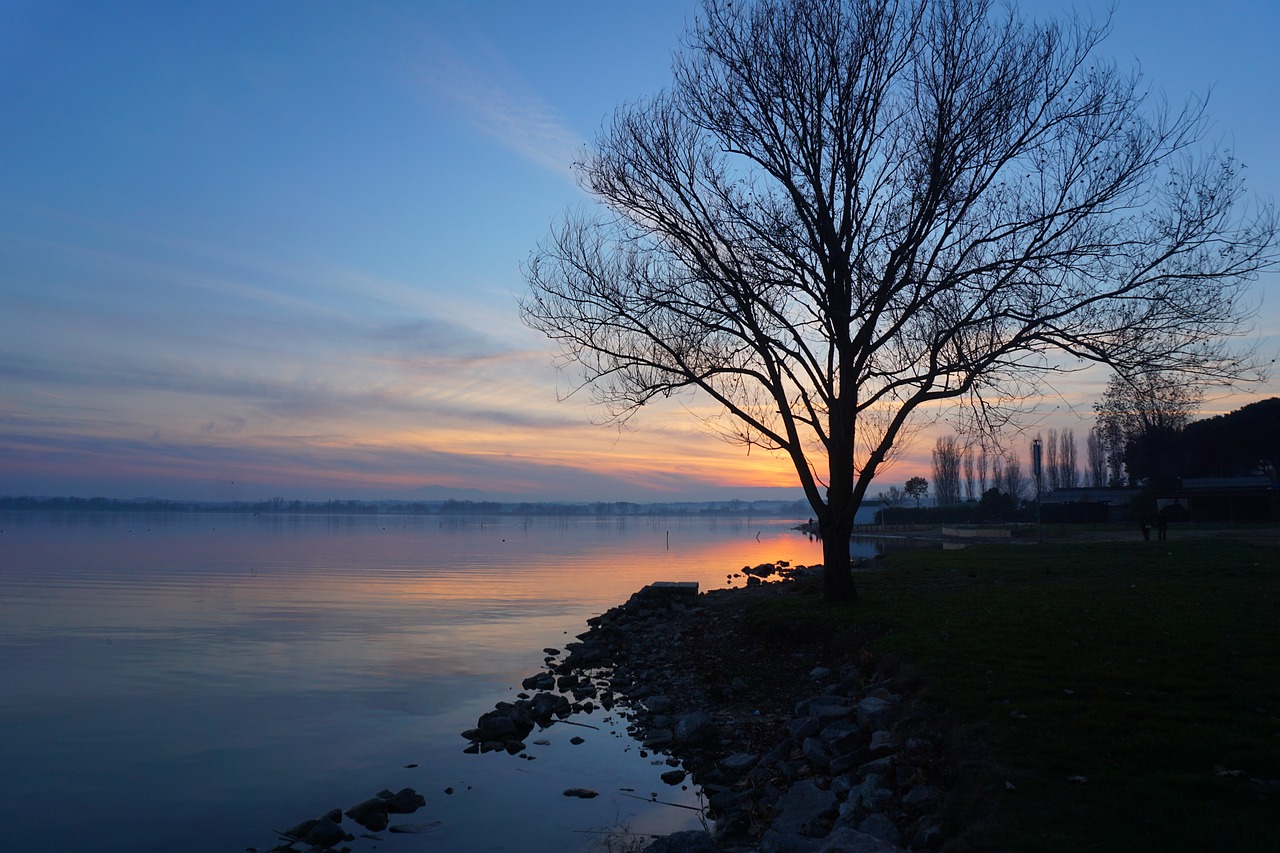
[0,511,825,852]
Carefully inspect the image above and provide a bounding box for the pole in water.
[666,530,669,550]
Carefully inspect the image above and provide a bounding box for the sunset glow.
[1,1,1275,502]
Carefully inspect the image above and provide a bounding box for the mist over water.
[0,511,823,852]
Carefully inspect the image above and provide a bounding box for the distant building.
[1039,487,1142,523]
[1158,476,1279,523]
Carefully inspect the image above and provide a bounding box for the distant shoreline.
[0,495,812,518]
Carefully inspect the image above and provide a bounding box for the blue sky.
[1,0,1277,502]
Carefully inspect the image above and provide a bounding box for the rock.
[760,779,836,853]
[522,672,555,691]
[380,787,426,814]
[721,752,759,775]
[661,769,687,785]
[901,784,940,809]
[344,797,390,831]
[642,829,719,852]
[855,697,894,728]
[675,711,718,744]
[820,719,862,754]
[810,666,832,680]
[868,730,897,757]
[570,736,585,745]
[796,696,856,718]
[563,788,600,798]
[643,728,675,749]
[816,826,900,852]
[802,736,832,771]
[647,694,673,714]
[281,808,349,847]
[856,813,903,845]
[791,716,821,740]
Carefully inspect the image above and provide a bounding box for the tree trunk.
[820,513,858,601]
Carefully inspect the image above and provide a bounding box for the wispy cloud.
[409,34,587,181]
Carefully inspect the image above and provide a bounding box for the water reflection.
[0,511,821,853]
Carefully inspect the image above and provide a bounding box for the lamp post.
[1031,437,1043,543]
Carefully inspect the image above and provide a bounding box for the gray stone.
[661,769,687,785]
[828,749,863,777]
[791,716,821,740]
[345,798,389,831]
[849,774,894,814]
[644,728,675,749]
[760,779,836,853]
[721,752,759,775]
[820,719,862,754]
[868,730,897,756]
[647,694,673,714]
[857,813,903,845]
[642,830,719,853]
[901,784,941,809]
[563,788,600,798]
[817,826,900,852]
[803,736,832,771]
[855,697,894,728]
[796,695,856,718]
[675,711,718,744]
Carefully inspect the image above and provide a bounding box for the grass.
[748,537,1280,851]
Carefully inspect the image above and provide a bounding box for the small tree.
[904,476,929,508]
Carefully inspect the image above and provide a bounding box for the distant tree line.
[1094,373,1278,488]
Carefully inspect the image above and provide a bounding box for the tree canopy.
[521,0,1276,599]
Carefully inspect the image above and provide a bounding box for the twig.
[548,718,601,731]
[617,792,706,812]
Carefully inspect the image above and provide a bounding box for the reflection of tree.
[521,0,1276,599]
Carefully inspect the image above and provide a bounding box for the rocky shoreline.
[464,565,954,852]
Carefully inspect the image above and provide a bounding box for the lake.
[0,511,826,852]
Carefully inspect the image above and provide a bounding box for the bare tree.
[1058,428,1079,488]
[963,445,977,501]
[976,447,989,497]
[1045,429,1061,491]
[521,0,1276,599]
[1094,370,1203,487]
[931,436,963,505]
[1000,455,1029,503]
[877,485,905,507]
[1086,426,1108,487]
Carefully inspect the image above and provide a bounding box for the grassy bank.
[748,538,1280,851]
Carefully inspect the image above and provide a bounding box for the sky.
[1,0,1277,503]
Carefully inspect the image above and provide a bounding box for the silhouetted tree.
[1086,426,1109,487]
[1095,371,1202,487]
[963,445,977,501]
[522,0,1276,599]
[904,476,929,508]
[931,436,963,505]
[1058,429,1079,488]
